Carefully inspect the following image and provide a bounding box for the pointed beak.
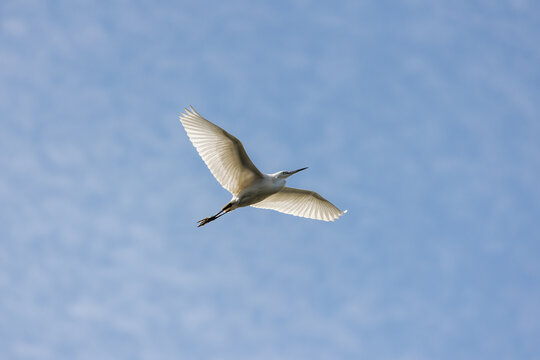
[289,167,308,175]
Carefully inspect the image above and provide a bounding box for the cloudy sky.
[1,0,539,359]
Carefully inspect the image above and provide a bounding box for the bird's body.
[233,174,285,208]
[179,107,346,227]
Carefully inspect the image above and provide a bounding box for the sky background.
[1,0,540,359]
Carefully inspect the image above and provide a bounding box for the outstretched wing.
[251,187,346,221]
[179,107,263,195]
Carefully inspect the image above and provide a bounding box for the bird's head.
[275,167,308,179]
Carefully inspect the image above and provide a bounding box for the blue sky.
[1,0,539,359]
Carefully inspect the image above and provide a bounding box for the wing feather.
[251,187,346,222]
[179,107,263,195]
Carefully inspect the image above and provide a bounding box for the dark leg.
[197,203,233,227]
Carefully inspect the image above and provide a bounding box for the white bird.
[179,106,347,227]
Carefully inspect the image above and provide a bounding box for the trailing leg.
[197,202,233,227]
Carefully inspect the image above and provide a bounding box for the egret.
[179,106,347,227]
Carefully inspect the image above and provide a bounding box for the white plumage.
[179,106,346,226]
[251,187,345,222]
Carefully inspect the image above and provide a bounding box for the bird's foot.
[197,208,228,227]
[197,216,216,227]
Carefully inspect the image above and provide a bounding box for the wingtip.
[189,105,199,115]
[179,106,195,119]
[180,105,200,117]
[336,209,348,220]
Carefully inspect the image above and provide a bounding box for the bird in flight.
[179,106,347,227]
